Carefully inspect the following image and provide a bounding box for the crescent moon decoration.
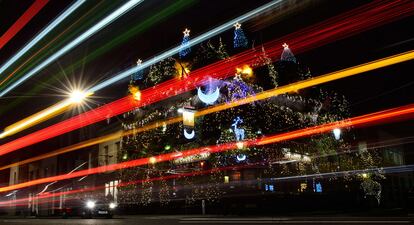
[197,87,220,105]
[184,129,195,139]
[236,154,246,161]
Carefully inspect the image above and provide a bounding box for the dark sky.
[0,0,413,152]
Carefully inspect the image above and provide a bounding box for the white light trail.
[0,0,86,75]
[37,161,87,195]
[88,0,284,92]
[0,0,144,97]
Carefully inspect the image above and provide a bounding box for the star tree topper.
[183,28,190,37]
[234,22,242,29]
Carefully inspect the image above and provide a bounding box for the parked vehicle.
[59,198,116,218]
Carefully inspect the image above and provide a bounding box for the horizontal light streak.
[0,100,72,139]
[0,91,92,138]
[0,104,412,193]
[0,0,196,106]
[0,0,144,97]
[0,0,412,162]
[0,0,86,76]
[0,164,257,206]
[0,1,106,87]
[88,0,285,92]
[197,50,414,117]
[0,46,413,158]
[0,46,410,169]
[0,0,282,138]
[0,131,122,171]
[2,136,413,205]
[3,163,414,207]
[91,0,414,92]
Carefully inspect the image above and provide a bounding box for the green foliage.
[145,57,176,86]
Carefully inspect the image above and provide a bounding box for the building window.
[105,180,119,202]
[115,142,121,152]
[13,171,17,184]
[104,145,109,166]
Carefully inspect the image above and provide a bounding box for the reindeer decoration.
[231,116,245,141]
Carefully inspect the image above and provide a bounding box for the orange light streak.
[1,50,413,169]
[0,104,413,193]
[1,0,412,156]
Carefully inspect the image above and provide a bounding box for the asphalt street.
[0,216,413,225]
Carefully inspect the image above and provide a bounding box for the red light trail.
[3,159,414,207]
[0,164,256,207]
[0,104,413,193]
[0,0,412,157]
[0,0,49,50]
[0,2,103,86]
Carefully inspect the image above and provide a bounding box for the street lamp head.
[69,90,88,103]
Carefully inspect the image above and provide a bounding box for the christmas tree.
[233,22,248,48]
[118,37,382,208]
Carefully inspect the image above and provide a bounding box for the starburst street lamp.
[69,90,89,103]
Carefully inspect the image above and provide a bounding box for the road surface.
[0,216,413,225]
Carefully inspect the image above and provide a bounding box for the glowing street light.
[69,90,89,103]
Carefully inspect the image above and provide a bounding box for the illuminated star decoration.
[281,42,296,63]
[132,58,143,81]
[183,28,190,36]
[179,28,191,58]
[234,22,241,29]
[233,22,248,48]
[234,72,242,81]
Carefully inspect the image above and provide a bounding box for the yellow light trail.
[1,50,413,170]
[0,118,181,171]
[0,100,72,139]
[197,50,414,117]
[0,91,91,139]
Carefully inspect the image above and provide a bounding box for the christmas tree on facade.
[118,30,383,209]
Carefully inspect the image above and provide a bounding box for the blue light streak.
[0,0,86,76]
[88,0,284,93]
[0,0,144,97]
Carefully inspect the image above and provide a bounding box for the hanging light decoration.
[233,22,248,48]
[179,28,191,58]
